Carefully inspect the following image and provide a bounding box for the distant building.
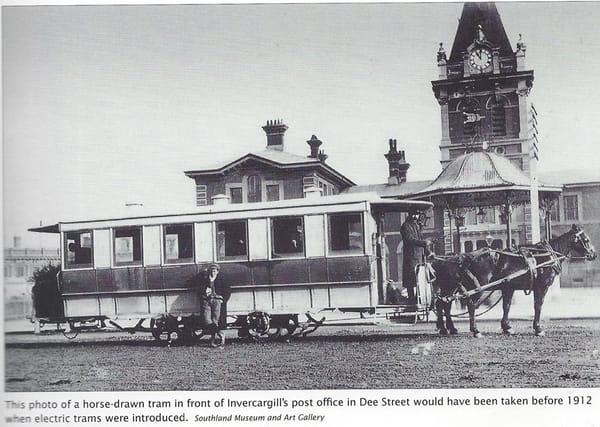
[4,236,60,320]
[184,120,354,206]
[540,170,600,287]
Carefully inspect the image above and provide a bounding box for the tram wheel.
[150,317,170,342]
[62,326,79,340]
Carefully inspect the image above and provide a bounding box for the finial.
[437,42,447,62]
[476,24,486,43]
[516,33,526,52]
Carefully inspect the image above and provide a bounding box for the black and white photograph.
[3,1,600,425]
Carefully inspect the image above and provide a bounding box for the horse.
[427,225,596,338]
[428,248,499,338]
[493,224,596,336]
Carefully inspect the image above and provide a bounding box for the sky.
[3,2,600,248]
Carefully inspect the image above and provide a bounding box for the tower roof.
[449,2,514,63]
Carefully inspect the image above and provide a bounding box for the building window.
[247,175,262,203]
[4,266,11,278]
[490,100,506,136]
[114,227,142,266]
[475,240,488,250]
[16,265,25,277]
[550,200,560,222]
[422,209,435,229]
[164,224,194,264]
[216,221,247,261]
[564,195,579,221]
[230,187,243,204]
[266,184,280,202]
[464,241,474,252]
[317,178,334,196]
[328,213,364,254]
[461,102,479,140]
[271,217,304,258]
[196,184,208,206]
[65,230,93,269]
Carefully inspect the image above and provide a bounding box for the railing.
[4,248,60,259]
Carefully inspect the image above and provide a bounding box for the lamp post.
[453,209,465,253]
[500,202,513,249]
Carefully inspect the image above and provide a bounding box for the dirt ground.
[5,318,600,391]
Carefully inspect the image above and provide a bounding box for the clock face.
[469,48,492,71]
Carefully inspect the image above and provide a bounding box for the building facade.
[432,2,534,172]
[179,4,599,288]
[4,236,60,320]
[541,171,600,287]
[184,120,354,206]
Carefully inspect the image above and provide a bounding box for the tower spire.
[449,2,513,62]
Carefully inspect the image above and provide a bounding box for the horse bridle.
[571,229,595,260]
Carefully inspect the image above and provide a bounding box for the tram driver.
[400,209,432,303]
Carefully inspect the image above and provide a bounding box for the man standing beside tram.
[198,263,231,347]
[400,209,432,303]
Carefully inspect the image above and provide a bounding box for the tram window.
[465,241,474,252]
[328,213,364,254]
[114,227,142,266]
[216,221,247,261]
[65,230,93,269]
[271,217,304,257]
[164,224,194,263]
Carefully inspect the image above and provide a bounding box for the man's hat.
[209,263,220,270]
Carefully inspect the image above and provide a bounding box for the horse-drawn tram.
[29,192,434,342]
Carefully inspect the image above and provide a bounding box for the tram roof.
[28,192,433,233]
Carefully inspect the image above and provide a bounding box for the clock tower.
[432,2,534,171]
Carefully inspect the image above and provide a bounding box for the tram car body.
[30,192,432,339]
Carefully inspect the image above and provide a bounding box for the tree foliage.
[29,262,60,284]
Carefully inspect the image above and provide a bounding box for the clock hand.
[476,50,482,59]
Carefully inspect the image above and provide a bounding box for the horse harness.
[429,249,491,301]
[429,242,568,301]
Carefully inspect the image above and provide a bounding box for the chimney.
[306,135,322,158]
[384,139,410,185]
[262,119,288,151]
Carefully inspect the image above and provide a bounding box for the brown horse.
[429,225,596,337]
[428,248,498,338]
[494,225,596,336]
